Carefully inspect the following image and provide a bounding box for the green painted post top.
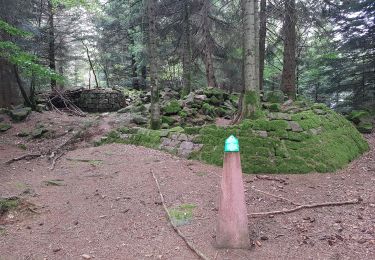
[224,135,240,152]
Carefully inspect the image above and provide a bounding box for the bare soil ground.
[0,111,374,260]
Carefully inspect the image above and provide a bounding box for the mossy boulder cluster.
[346,110,374,134]
[192,104,368,173]
[100,100,368,174]
[120,87,238,128]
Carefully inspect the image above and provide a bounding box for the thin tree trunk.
[202,0,217,88]
[147,0,161,129]
[235,0,260,122]
[48,0,56,90]
[13,65,34,109]
[129,30,139,89]
[259,0,266,92]
[82,40,99,89]
[280,0,296,99]
[182,1,192,96]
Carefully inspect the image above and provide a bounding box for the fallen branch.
[150,169,210,260]
[5,153,41,164]
[255,175,287,183]
[249,187,300,206]
[249,198,360,217]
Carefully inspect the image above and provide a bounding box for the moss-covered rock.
[347,110,373,133]
[0,123,11,132]
[202,103,216,117]
[264,90,285,103]
[190,107,368,174]
[10,107,32,122]
[269,103,281,112]
[163,100,182,115]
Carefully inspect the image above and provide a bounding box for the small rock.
[82,254,91,259]
[53,248,61,253]
[73,220,79,225]
[260,236,268,241]
[358,238,367,244]
[255,240,262,247]
[282,99,293,106]
[287,121,303,132]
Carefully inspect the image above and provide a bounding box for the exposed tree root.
[150,169,210,260]
[5,153,42,164]
[249,198,360,217]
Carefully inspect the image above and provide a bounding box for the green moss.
[190,105,368,174]
[169,204,196,226]
[178,110,188,119]
[184,126,202,135]
[264,90,284,103]
[269,103,281,112]
[163,100,181,115]
[0,198,19,215]
[161,116,177,126]
[0,123,12,132]
[357,121,373,133]
[245,90,260,106]
[202,103,216,117]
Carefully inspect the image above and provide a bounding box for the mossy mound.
[191,104,368,173]
[99,103,368,174]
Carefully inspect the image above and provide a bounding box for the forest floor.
[0,111,374,260]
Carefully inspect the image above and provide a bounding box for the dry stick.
[49,151,65,170]
[150,169,210,260]
[249,187,300,206]
[248,199,360,217]
[5,153,42,164]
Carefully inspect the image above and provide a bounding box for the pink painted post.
[216,135,250,248]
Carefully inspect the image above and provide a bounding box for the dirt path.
[0,116,374,259]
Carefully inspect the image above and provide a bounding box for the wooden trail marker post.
[216,135,250,248]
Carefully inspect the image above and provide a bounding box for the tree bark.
[259,0,266,92]
[182,1,192,96]
[0,58,22,108]
[202,0,217,88]
[82,40,99,89]
[47,0,56,90]
[147,0,161,129]
[235,0,260,122]
[280,0,296,99]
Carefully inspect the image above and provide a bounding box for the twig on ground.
[255,175,287,183]
[249,198,360,217]
[150,169,210,260]
[5,153,41,164]
[249,187,300,206]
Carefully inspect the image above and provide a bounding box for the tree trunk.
[82,40,99,89]
[202,0,217,88]
[48,0,56,90]
[147,0,160,129]
[235,0,260,122]
[0,58,21,108]
[181,1,192,96]
[280,0,296,99]
[259,0,266,92]
[14,65,34,109]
